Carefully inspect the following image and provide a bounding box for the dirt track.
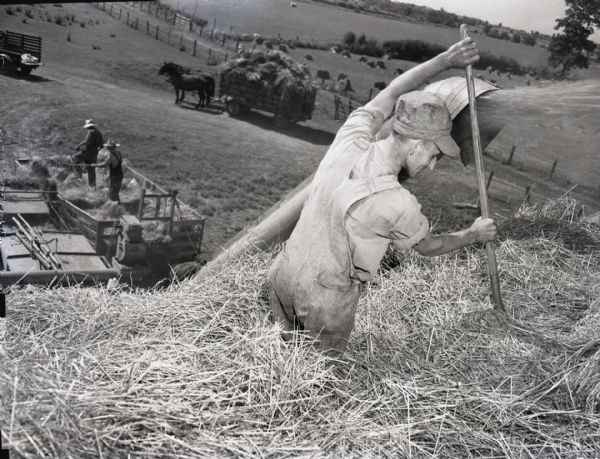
[1,3,598,261]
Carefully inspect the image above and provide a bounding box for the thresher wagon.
[0,30,42,75]
[1,163,206,287]
[219,72,317,128]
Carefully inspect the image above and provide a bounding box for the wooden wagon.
[219,73,317,127]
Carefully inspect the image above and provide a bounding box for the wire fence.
[93,2,234,66]
[92,4,569,193]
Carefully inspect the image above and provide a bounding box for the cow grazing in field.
[341,50,351,59]
[316,69,331,82]
[337,73,348,81]
[366,61,376,68]
[373,81,387,90]
[304,53,313,61]
[376,61,386,69]
[394,67,404,76]
[359,56,368,63]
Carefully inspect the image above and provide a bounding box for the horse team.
[159,62,215,110]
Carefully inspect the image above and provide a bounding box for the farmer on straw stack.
[73,119,104,187]
[268,37,498,353]
[94,139,124,204]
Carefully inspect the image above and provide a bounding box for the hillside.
[2,198,599,457]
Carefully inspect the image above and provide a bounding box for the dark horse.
[158,62,215,109]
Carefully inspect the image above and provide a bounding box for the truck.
[0,30,42,75]
[219,72,317,128]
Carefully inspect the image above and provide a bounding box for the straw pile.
[1,197,599,457]
[220,50,317,104]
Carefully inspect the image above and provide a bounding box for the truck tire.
[226,101,241,116]
[273,114,289,128]
[19,66,33,76]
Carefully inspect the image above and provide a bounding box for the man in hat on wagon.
[73,119,104,187]
[94,139,124,204]
[268,37,498,353]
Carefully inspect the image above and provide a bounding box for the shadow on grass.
[0,71,53,83]
[226,110,335,146]
[178,101,223,115]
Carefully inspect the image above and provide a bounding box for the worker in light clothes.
[74,119,104,187]
[268,37,497,353]
[95,139,124,203]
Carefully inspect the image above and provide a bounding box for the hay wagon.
[219,73,317,128]
[0,30,42,75]
[1,164,206,286]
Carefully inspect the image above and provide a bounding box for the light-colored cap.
[83,119,96,129]
[393,91,460,158]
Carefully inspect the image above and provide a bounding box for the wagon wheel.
[273,114,290,128]
[226,101,242,116]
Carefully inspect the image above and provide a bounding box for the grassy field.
[1,1,598,261]
[165,0,550,67]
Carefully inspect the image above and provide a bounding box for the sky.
[395,0,600,42]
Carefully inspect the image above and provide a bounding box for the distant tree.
[511,33,521,43]
[548,0,599,73]
[522,33,536,46]
[342,31,356,47]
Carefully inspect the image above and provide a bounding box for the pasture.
[164,0,550,67]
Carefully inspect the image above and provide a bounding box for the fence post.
[348,99,352,114]
[224,52,228,61]
[118,8,121,20]
[156,25,159,40]
[193,40,197,56]
[200,25,204,36]
[210,29,215,40]
[368,88,373,101]
[135,18,138,30]
[110,3,113,15]
[236,38,240,52]
[222,35,226,46]
[208,48,212,63]
[524,185,532,205]
[334,95,340,120]
[146,20,149,35]
[168,29,171,45]
[504,145,516,165]
[548,160,558,180]
[180,34,183,49]
[126,11,129,25]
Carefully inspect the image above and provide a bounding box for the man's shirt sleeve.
[386,190,429,250]
[334,106,386,147]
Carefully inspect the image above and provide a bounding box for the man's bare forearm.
[366,53,449,118]
[414,228,478,257]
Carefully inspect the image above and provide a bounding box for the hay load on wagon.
[219,50,318,127]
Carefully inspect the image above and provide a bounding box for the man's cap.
[103,139,120,148]
[393,91,460,158]
[83,119,96,129]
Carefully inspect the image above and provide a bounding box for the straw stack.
[1,197,599,458]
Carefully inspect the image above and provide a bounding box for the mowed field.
[1,2,598,263]
[165,0,549,67]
